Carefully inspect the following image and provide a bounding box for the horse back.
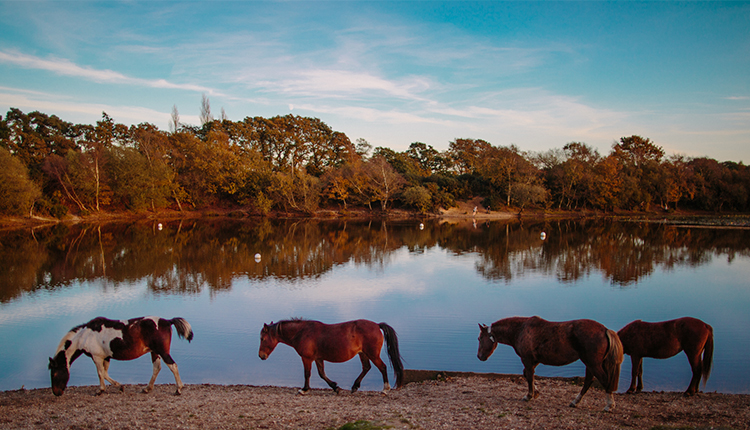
[516,318,603,366]
[618,317,708,359]
[300,319,382,363]
[111,317,167,360]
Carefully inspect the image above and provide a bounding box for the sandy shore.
[2,373,748,430]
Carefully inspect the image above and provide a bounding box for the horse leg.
[569,367,594,408]
[93,357,121,395]
[626,356,642,394]
[522,362,539,401]
[298,358,313,395]
[574,365,616,412]
[314,359,340,394]
[684,350,703,396]
[636,356,644,393]
[351,352,372,393]
[143,352,162,394]
[369,353,391,394]
[159,352,184,395]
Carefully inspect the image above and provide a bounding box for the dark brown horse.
[478,316,623,411]
[258,319,404,394]
[617,317,713,396]
[49,316,193,396]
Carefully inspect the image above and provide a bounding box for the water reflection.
[2,218,749,302]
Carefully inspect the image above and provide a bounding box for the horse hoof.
[569,401,577,408]
[297,389,309,395]
[351,387,359,394]
[174,390,182,396]
[333,387,341,395]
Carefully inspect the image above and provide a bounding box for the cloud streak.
[0,50,217,95]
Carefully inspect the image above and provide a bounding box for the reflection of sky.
[2,236,750,394]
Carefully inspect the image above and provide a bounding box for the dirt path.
[2,375,748,430]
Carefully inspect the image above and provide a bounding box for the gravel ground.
[2,375,749,430]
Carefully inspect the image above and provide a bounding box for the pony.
[48,316,193,396]
[478,316,623,412]
[258,319,404,394]
[617,317,714,396]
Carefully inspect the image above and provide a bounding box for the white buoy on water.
[255,253,262,263]
[157,223,163,231]
[540,232,547,240]
[419,223,424,230]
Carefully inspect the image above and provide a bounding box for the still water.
[1,218,749,394]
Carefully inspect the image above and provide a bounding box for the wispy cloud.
[260,69,432,101]
[0,50,218,95]
[0,87,196,126]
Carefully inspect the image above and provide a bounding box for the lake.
[1,217,749,394]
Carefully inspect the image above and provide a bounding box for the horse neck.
[275,320,307,345]
[492,318,526,345]
[56,330,81,367]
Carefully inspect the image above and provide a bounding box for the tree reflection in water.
[2,218,749,302]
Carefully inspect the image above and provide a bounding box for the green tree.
[402,185,432,214]
[611,135,665,210]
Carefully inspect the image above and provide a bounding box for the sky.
[1,1,748,162]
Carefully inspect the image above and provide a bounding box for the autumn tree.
[447,138,492,175]
[542,142,601,209]
[365,155,406,211]
[476,144,540,207]
[0,147,41,216]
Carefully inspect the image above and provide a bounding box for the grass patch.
[335,420,392,430]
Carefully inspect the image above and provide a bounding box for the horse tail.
[702,324,714,388]
[169,317,194,342]
[602,329,623,392]
[379,323,404,388]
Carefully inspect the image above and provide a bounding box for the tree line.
[1,107,748,218]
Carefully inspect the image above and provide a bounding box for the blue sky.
[1,1,748,162]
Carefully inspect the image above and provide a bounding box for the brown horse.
[49,316,193,396]
[478,316,623,411]
[617,317,714,396]
[258,319,404,394]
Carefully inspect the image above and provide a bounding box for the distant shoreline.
[2,198,750,230]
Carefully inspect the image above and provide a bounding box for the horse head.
[477,323,498,361]
[258,322,280,360]
[48,352,70,396]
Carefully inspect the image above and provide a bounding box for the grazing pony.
[617,317,713,396]
[49,316,193,396]
[258,319,404,394]
[478,316,623,412]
